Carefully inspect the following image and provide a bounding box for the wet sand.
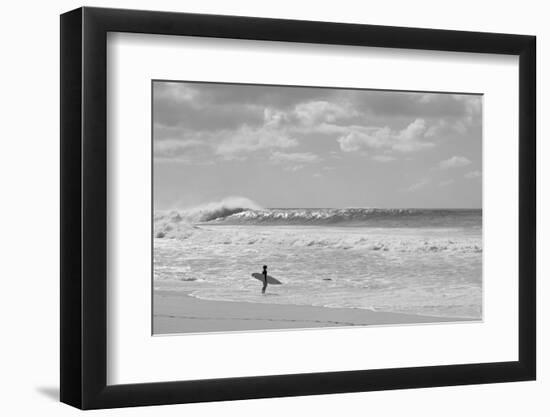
[153,291,470,334]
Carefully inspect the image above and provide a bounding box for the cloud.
[465,170,482,179]
[294,101,356,125]
[154,138,204,154]
[155,125,300,162]
[405,178,431,192]
[262,101,358,135]
[269,151,321,172]
[453,94,482,119]
[263,108,290,129]
[424,115,476,138]
[153,81,481,169]
[214,126,298,158]
[337,119,434,153]
[153,138,211,163]
[154,82,199,102]
[419,95,482,138]
[337,127,390,152]
[438,156,472,169]
[153,100,264,132]
[424,120,449,138]
[392,119,434,152]
[269,151,320,164]
[347,90,482,123]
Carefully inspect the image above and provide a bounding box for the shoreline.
[153,290,477,335]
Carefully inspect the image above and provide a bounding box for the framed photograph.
[60,7,536,409]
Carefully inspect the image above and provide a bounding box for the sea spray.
[154,196,262,238]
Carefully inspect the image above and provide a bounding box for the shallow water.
[154,210,482,319]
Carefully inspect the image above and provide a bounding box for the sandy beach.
[153,291,471,334]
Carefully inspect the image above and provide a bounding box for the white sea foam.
[154,197,262,238]
[155,224,481,254]
[153,199,482,319]
[154,223,482,319]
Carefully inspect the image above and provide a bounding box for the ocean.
[153,203,482,320]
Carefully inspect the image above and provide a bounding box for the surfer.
[261,265,268,294]
[251,268,280,292]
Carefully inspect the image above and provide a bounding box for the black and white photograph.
[152,81,483,334]
[0,0,544,414]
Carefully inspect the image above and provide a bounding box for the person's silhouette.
[262,265,268,294]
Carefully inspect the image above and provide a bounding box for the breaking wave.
[154,198,481,248]
[154,197,262,238]
[213,207,481,227]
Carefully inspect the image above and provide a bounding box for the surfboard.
[251,273,282,285]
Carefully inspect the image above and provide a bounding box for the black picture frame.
[60,6,536,410]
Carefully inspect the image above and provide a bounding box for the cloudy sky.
[153,81,482,210]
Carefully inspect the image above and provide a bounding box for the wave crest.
[214,208,481,228]
[154,197,262,238]
[154,202,481,239]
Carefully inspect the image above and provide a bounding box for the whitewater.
[153,198,482,320]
